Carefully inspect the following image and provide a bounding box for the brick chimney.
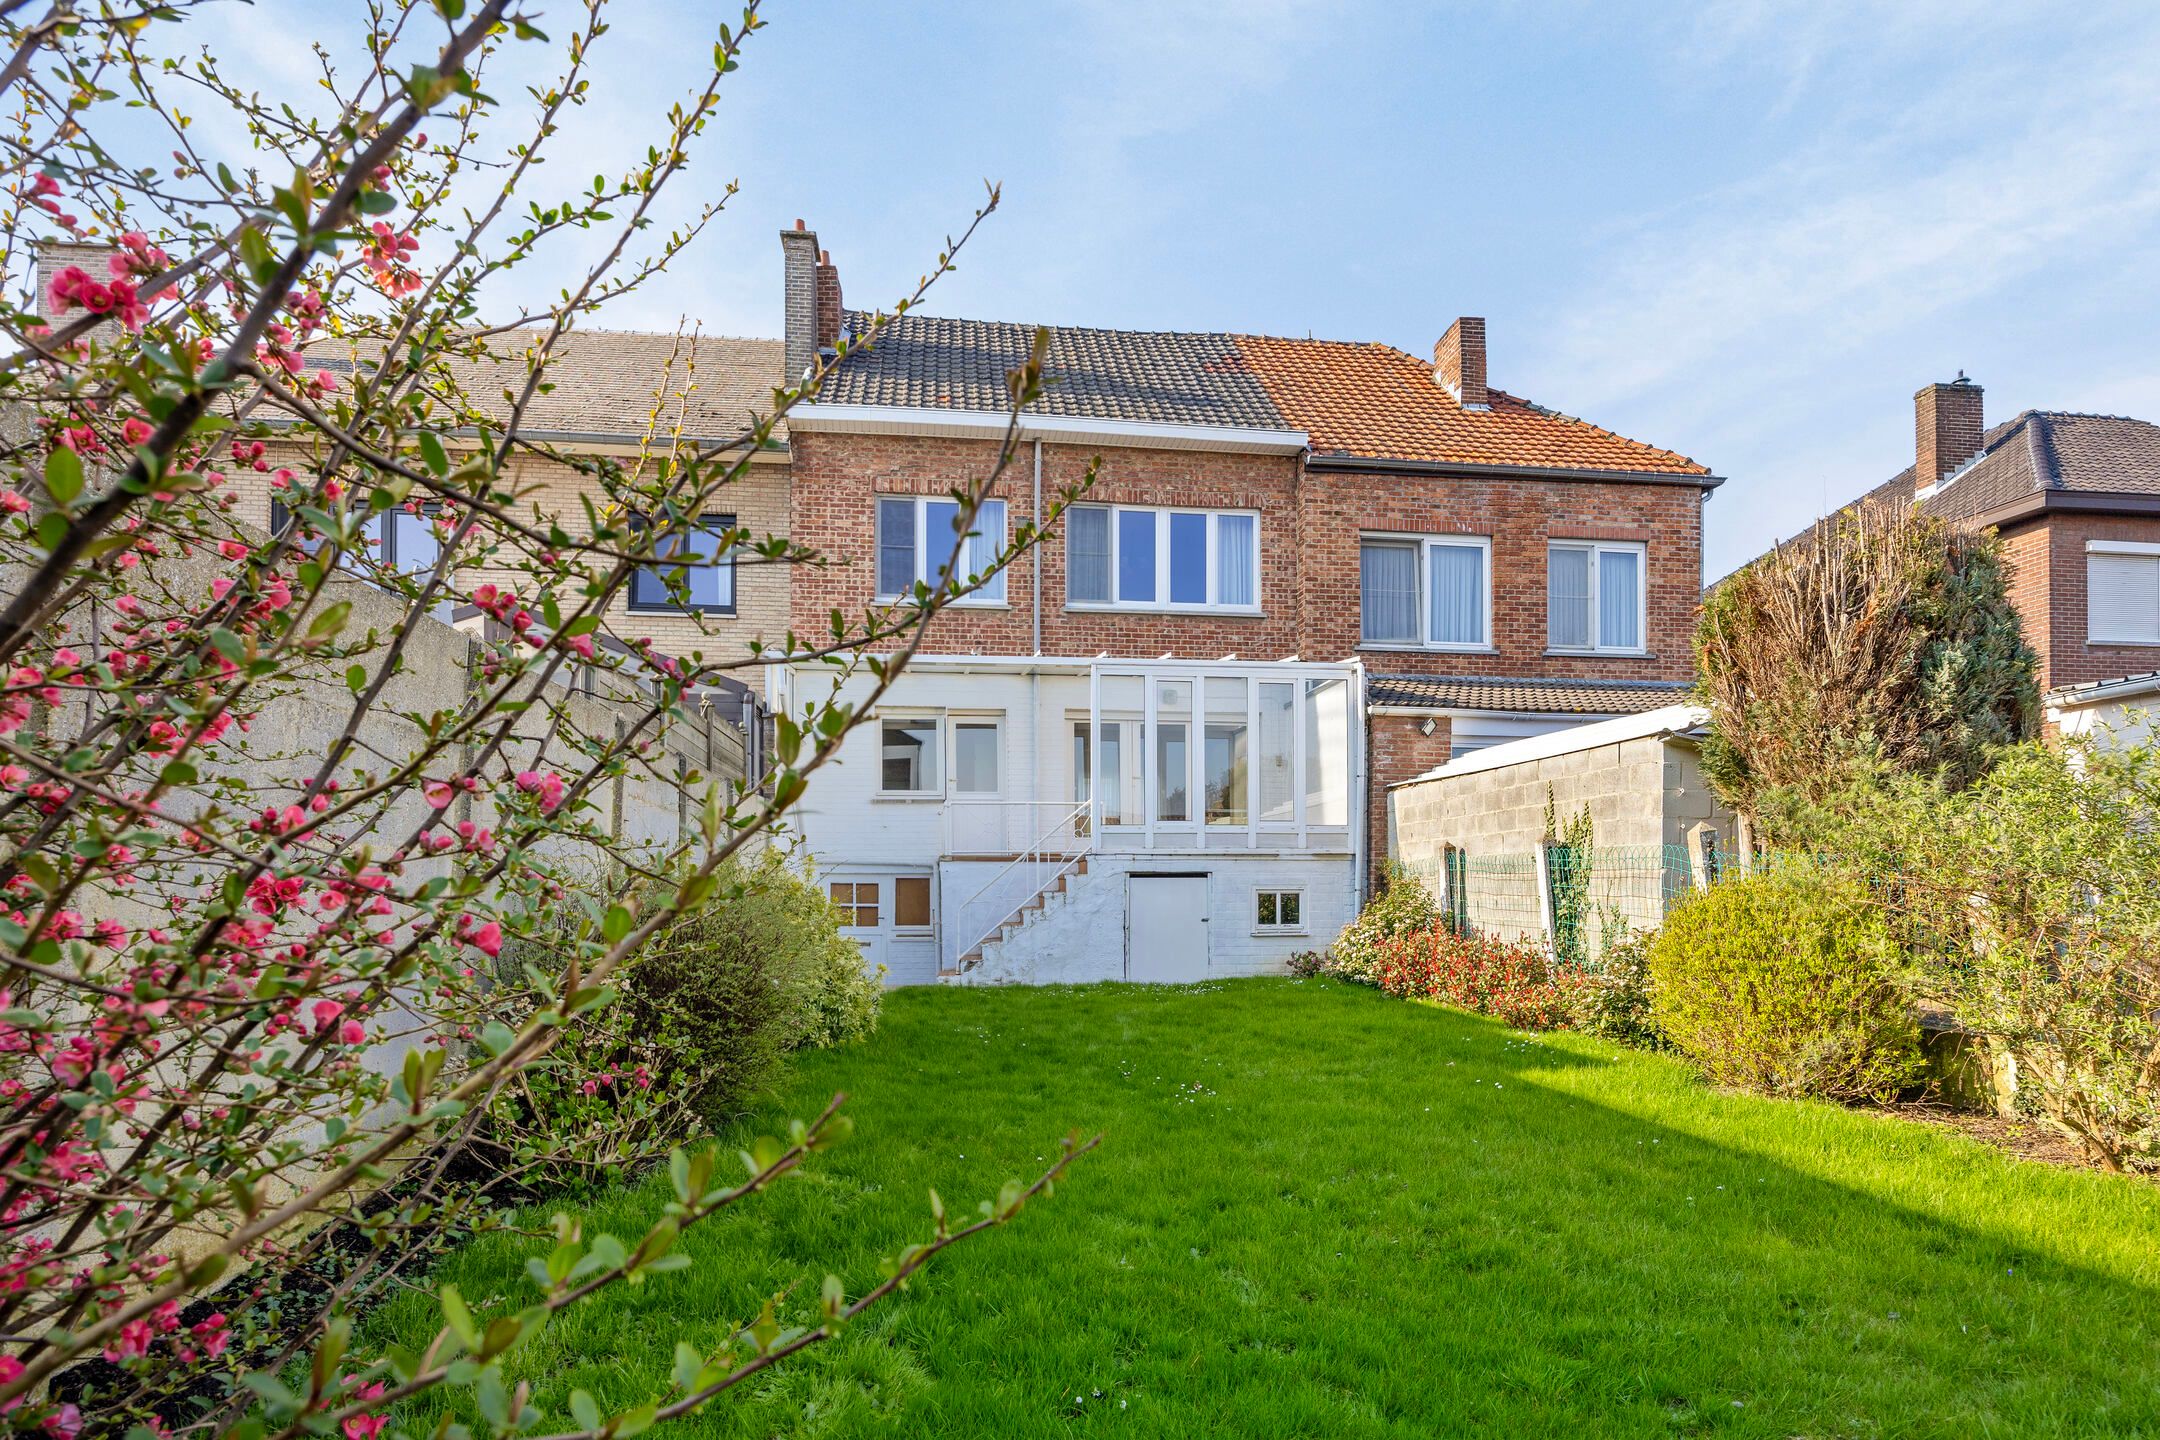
[814,248,842,354]
[1915,373,1984,488]
[1433,317,1488,410]
[780,220,820,384]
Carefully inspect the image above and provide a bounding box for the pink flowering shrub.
[1372,928,1584,1032]
[0,5,1095,1438]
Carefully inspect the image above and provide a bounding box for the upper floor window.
[1547,540,1644,653]
[876,495,1007,604]
[1359,535,1490,648]
[2088,541,2160,644]
[630,512,735,614]
[1066,504,1258,612]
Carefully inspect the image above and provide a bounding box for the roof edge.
[1304,451,1722,488]
[789,402,1309,455]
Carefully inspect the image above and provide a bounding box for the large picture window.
[1547,540,1645,653]
[1066,504,1258,612]
[1359,535,1490,648]
[875,495,1007,604]
[629,512,735,613]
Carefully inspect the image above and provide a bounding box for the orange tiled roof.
[1233,334,1709,476]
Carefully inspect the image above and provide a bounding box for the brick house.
[1768,376,2160,711]
[769,224,1718,983]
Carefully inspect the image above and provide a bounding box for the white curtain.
[1216,513,1256,606]
[1428,542,1484,645]
[1067,506,1110,602]
[1360,541,1419,642]
[1548,546,1592,648]
[1598,548,1640,649]
[966,499,1007,602]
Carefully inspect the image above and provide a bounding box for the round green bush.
[1648,867,1921,1102]
[1327,864,1439,983]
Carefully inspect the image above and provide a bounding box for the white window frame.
[2086,539,2160,646]
[1357,532,1494,651]
[1547,540,1649,656]
[875,712,945,799]
[874,495,1008,607]
[949,713,1004,798]
[1064,503,1262,615]
[1254,888,1306,934]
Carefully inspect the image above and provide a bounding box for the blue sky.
[209,1,2160,577]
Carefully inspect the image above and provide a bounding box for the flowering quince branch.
[0,3,1096,1435]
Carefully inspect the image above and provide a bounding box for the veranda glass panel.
[1304,677,1350,827]
[1073,720,1127,826]
[1255,682,1296,824]
[1203,676,1248,826]
[1155,679,1191,823]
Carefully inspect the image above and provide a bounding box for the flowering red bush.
[1372,927,1584,1031]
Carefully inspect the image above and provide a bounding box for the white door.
[1128,875,1210,983]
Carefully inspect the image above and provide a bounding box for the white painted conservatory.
[767,654,1365,985]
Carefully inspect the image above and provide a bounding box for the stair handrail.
[953,798,1093,967]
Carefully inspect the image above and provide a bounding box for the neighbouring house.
[1756,375,2160,703]
[34,244,788,713]
[769,224,1718,984]
[2046,670,2160,749]
[1385,703,1734,948]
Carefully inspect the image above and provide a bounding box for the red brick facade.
[1996,512,2160,693]
[789,429,1711,877]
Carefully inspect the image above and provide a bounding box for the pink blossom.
[468,921,502,959]
[338,1020,366,1046]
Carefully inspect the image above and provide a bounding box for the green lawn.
[375,980,2160,1438]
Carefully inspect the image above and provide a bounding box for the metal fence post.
[1534,838,1558,962]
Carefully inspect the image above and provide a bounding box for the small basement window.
[829,881,878,928]
[1255,889,1303,932]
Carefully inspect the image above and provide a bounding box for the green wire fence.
[1395,843,1722,964]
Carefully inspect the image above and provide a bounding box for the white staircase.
[940,856,1093,982]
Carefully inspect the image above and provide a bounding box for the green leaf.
[418,431,449,476]
[601,904,633,944]
[568,1391,600,1431]
[355,189,397,215]
[440,1282,478,1348]
[612,1404,657,1438]
[309,601,352,640]
[44,447,83,507]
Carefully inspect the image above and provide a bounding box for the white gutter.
[2046,672,2160,708]
[789,402,1309,456]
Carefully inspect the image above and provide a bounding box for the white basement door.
[1128,874,1210,983]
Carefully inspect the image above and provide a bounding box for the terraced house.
[768,224,1720,984]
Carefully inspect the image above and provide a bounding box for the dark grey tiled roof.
[1722,409,2160,590]
[820,310,1289,429]
[1368,675,1691,714]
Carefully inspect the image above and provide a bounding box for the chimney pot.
[793,218,805,230]
[1915,375,1984,489]
[1433,317,1488,409]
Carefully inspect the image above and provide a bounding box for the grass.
[373,980,2160,1438]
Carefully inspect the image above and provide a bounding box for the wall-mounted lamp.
[1418,716,1438,737]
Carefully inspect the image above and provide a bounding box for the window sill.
[1543,648,1654,659]
[627,603,738,617]
[876,596,1011,611]
[872,793,945,803]
[1063,603,1265,618]
[2088,637,2160,647]
[1253,928,1310,939]
[1358,642,1498,655]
